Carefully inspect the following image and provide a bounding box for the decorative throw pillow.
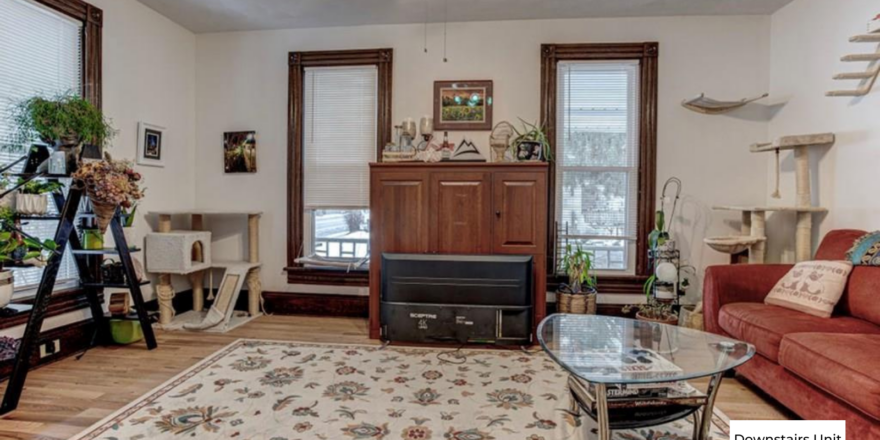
[846,231,880,266]
[765,260,853,318]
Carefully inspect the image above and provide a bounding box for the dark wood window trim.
[286,49,393,286]
[540,42,658,293]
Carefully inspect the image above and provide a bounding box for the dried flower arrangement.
[73,160,144,232]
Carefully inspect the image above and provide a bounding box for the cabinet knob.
[495,210,501,217]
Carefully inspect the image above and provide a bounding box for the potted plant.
[557,243,598,314]
[0,207,57,307]
[8,93,115,171]
[511,119,552,162]
[15,178,63,216]
[120,203,139,249]
[622,301,678,325]
[73,159,143,233]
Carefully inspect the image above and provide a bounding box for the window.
[0,0,87,295]
[302,64,378,262]
[541,43,658,288]
[287,49,392,284]
[555,61,640,273]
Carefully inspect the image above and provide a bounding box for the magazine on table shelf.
[562,348,684,381]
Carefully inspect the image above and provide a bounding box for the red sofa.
[704,229,880,438]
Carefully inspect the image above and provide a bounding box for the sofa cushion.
[718,303,880,362]
[779,333,880,421]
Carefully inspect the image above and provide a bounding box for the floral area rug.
[71,340,730,440]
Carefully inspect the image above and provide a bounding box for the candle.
[402,118,417,138]
[419,116,433,136]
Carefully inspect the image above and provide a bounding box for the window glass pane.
[559,170,631,239]
[555,61,640,273]
[309,209,370,261]
[0,0,82,294]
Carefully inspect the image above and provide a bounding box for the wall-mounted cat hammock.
[681,93,769,114]
[827,33,880,97]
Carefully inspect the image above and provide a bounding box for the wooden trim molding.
[263,291,368,318]
[0,319,96,381]
[540,42,659,291]
[0,289,101,331]
[32,0,103,107]
[287,49,392,286]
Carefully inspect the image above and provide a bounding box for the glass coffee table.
[537,314,755,440]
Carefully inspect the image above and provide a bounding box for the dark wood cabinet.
[369,162,549,340]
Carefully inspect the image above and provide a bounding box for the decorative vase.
[91,200,117,233]
[15,194,48,216]
[0,271,13,309]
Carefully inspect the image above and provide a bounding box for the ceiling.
[135,0,795,34]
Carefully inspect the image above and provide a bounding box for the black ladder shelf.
[0,179,157,415]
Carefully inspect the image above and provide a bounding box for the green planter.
[82,228,103,250]
[109,319,143,344]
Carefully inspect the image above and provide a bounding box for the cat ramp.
[164,261,262,333]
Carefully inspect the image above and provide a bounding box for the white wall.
[765,0,879,262]
[0,0,196,337]
[194,15,772,301]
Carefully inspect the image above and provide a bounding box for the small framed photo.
[137,122,165,167]
[433,80,493,131]
[516,141,544,162]
[224,131,257,173]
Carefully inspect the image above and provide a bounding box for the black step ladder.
[0,177,156,415]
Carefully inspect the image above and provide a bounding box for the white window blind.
[556,61,640,272]
[0,0,82,293]
[303,66,378,210]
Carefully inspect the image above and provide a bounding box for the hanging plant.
[73,160,144,233]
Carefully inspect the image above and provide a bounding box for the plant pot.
[556,290,597,314]
[16,194,48,216]
[0,271,13,308]
[90,200,117,233]
[0,192,15,210]
[82,228,104,250]
[678,304,704,330]
[123,226,137,249]
[636,312,679,326]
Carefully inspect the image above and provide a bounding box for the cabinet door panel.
[430,172,492,253]
[371,173,429,254]
[493,172,547,254]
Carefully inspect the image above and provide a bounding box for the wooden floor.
[0,315,792,439]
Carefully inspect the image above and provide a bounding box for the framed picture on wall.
[136,122,165,167]
[224,131,257,173]
[433,80,493,131]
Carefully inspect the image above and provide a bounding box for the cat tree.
[146,210,263,332]
[705,133,835,263]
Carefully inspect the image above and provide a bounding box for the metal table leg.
[595,383,611,440]
[695,373,724,440]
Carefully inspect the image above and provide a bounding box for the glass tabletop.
[537,314,755,384]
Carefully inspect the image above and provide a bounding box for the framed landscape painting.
[433,80,493,131]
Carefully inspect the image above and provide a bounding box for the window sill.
[285,266,369,287]
[547,273,649,295]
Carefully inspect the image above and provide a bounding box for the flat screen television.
[380,253,533,345]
